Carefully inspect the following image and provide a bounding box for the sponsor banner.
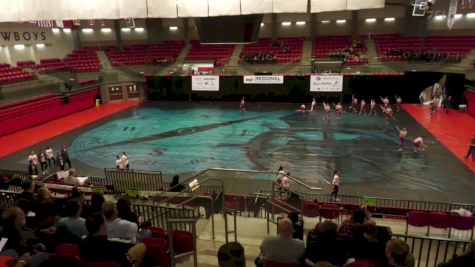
[310,75,343,92]
[191,75,220,91]
[0,29,53,45]
[243,75,284,84]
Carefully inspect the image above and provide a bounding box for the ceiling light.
[336,19,346,24]
[169,26,178,31]
[63,28,71,33]
[321,20,330,24]
[101,28,111,33]
[14,44,25,50]
[365,18,376,23]
[82,28,93,33]
[121,28,131,32]
[296,21,306,25]
[36,44,45,48]
[466,13,475,18]
[260,22,264,27]
[134,27,145,32]
[454,14,463,19]
[52,28,60,33]
[384,17,395,22]
[435,15,446,20]
[281,22,291,26]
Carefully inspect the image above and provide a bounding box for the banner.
[447,0,458,30]
[0,29,53,45]
[243,75,284,84]
[191,75,220,91]
[310,75,343,92]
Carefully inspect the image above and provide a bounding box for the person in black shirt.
[465,135,475,163]
[169,175,185,192]
[117,195,140,225]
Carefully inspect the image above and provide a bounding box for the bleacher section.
[186,41,235,66]
[374,34,475,63]
[0,63,33,85]
[0,89,99,137]
[240,37,304,64]
[312,36,367,65]
[34,58,69,73]
[63,47,103,72]
[106,41,185,66]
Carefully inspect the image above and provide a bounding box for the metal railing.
[392,233,472,267]
[167,219,198,267]
[104,168,163,192]
[223,209,238,243]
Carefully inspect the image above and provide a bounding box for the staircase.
[459,48,475,68]
[174,43,193,65]
[96,51,112,70]
[365,39,379,64]
[227,44,243,67]
[301,40,313,65]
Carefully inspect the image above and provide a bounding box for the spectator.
[259,218,305,264]
[15,179,36,215]
[35,187,56,231]
[79,212,146,267]
[464,134,475,163]
[438,240,475,267]
[61,145,72,169]
[88,193,105,216]
[217,242,245,267]
[338,208,370,238]
[117,195,140,225]
[287,212,303,240]
[28,151,39,176]
[56,200,88,241]
[102,201,138,243]
[169,175,185,192]
[304,220,350,266]
[385,239,415,267]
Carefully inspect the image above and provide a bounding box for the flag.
[38,20,54,28]
[55,20,64,28]
[447,0,458,29]
[63,21,72,28]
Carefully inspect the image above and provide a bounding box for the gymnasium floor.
[0,101,474,203]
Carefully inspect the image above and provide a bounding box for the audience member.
[79,212,146,267]
[102,201,138,243]
[34,187,56,231]
[287,212,303,240]
[385,239,415,267]
[338,208,370,238]
[217,242,245,267]
[15,179,36,216]
[56,200,88,241]
[241,52,278,64]
[117,195,140,225]
[87,193,105,216]
[259,218,305,264]
[169,175,185,192]
[438,240,475,267]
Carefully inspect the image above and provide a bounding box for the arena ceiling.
[0,0,386,21]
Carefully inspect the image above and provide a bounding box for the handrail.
[167,218,198,267]
[265,199,294,234]
[155,178,224,208]
[175,194,215,239]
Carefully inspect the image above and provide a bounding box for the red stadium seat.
[56,243,80,257]
[263,259,301,267]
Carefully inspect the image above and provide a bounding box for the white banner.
[208,0,241,16]
[273,0,308,13]
[147,0,178,18]
[0,28,53,45]
[311,0,347,12]
[241,0,273,15]
[346,0,385,10]
[243,75,284,84]
[447,0,458,30]
[192,76,220,91]
[310,75,343,92]
[178,0,208,17]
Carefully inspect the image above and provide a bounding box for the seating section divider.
[0,89,99,137]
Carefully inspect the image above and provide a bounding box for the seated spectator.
[15,179,36,214]
[338,208,370,238]
[87,193,105,216]
[437,240,475,267]
[304,220,350,266]
[56,200,88,241]
[102,201,138,243]
[117,195,140,225]
[385,239,415,267]
[169,175,185,192]
[79,212,146,267]
[34,187,56,230]
[259,218,305,264]
[217,242,245,267]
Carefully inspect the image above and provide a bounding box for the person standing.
[61,144,72,169]
[331,170,341,201]
[45,146,55,168]
[240,97,246,113]
[116,155,124,170]
[39,149,48,174]
[397,127,408,151]
[443,95,452,115]
[28,150,39,175]
[323,102,331,120]
[121,152,129,170]
[57,151,65,171]
[359,99,367,116]
[310,97,317,112]
[395,96,402,112]
[369,99,377,116]
[465,134,475,163]
[334,102,343,119]
[413,136,426,153]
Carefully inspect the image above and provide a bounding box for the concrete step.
[96,50,112,70]
[365,39,378,64]
[228,44,243,67]
[301,40,313,65]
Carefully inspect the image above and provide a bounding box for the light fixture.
[365,18,376,23]
[466,13,475,18]
[14,44,25,50]
[321,20,330,23]
[52,28,60,33]
[169,26,178,31]
[63,28,71,33]
[82,28,93,33]
[336,19,346,24]
[435,15,446,20]
[134,27,145,32]
[454,14,463,19]
[260,22,264,27]
[384,17,395,22]
[36,44,45,48]
[296,21,306,25]
[281,21,291,26]
[101,28,111,33]
[121,28,131,32]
